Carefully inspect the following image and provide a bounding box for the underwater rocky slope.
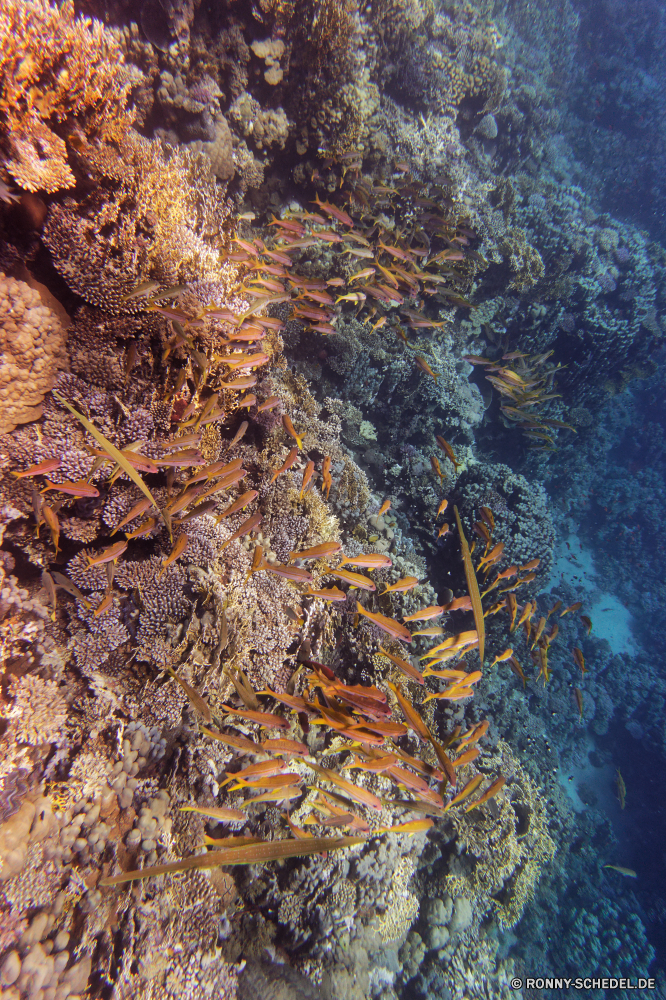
[0,1,663,998]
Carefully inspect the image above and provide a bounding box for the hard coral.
[0,273,68,434]
[42,132,235,312]
[0,0,136,193]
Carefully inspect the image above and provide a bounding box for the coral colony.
[0,0,663,998]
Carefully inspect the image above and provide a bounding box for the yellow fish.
[383,576,419,595]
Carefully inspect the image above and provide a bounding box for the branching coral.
[0,0,137,193]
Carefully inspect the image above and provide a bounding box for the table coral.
[0,0,136,193]
[0,274,67,434]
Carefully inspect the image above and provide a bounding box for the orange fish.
[229,421,248,448]
[13,458,61,479]
[547,600,563,618]
[560,601,583,617]
[159,533,188,576]
[270,447,299,483]
[437,522,450,538]
[507,593,518,631]
[88,540,128,567]
[431,455,443,482]
[283,414,304,449]
[573,647,586,676]
[307,762,382,811]
[356,602,412,643]
[264,564,313,583]
[215,490,259,522]
[339,553,392,569]
[436,435,460,471]
[288,542,343,562]
[415,356,438,381]
[378,499,391,516]
[490,648,513,667]
[300,460,315,498]
[444,775,484,811]
[519,558,540,572]
[306,585,347,602]
[41,504,60,555]
[574,686,584,720]
[125,516,158,539]
[329,569,376,591]
[580,615,593,635]
[221,512,262,551]
[378,646,424,685]
[257,395,280,412]
[383,576,419,595]
[93,593,113,617]
[42,478,100,498]
[437,498,449,516]
[463,775,506,812]
[111,497,153,535]
[402,605,444,623]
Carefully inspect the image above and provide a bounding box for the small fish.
[41,570,57,618]
[508,655,526,687]
[603,865,636,878]
[165,664,211,722]
[200,726,263,754]
[435,435,460,471]
[121,279,160,303]
[264,564,314,583]
[444,775,484,811]
[270,447,299,483]
[283,414,304,449]
[220,512,262,551]
[383,576,419,595]
[177,501,219,524]
[306,762,382,811]
[12,458,61,479]
[456,720,490,750]
[415,356,439,381]
[574,686,584,720]
[580,614,593,635]
[464,775,506,812]
[87,541,128,566]
[531,617,547,649]
[339,553,392,569]
[329,569,376,591]
[112,497,154,535]
[437,498,449,517]
[519,558,541,572]
[180,804,246,823]
[159,533,188,576]
[257,396,280,412]
[573,647,586,676]
[356,602,412,643]
[41,478,100,498]
[262,738,309,757]
[93,593,113,617]
[41,504,60,556]
[560,601,583,617]
[378,499,391,516]
[51,572,91,607]
[378,646,424,684]
[219,375,258,390]
[215,490,258,522]
[490,648,513,667]
[238,394,257,409]
[229,421,248,448]
[437,522,450,539]
[156,448,205,468]
[412,626,445,637]
[221,759,290,786]
[300,460,315,498]
[288,542,343,563]
[306,585,347,602]
[479,506,495,531]
[431,456,443,483]
[220,704,290,730]
[616,768,626,809]
[125,516,158,539]
[547,600,563,618]
[403,606,444,623]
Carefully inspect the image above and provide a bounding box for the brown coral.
[0,0,136,193]
[0,273,68,434]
